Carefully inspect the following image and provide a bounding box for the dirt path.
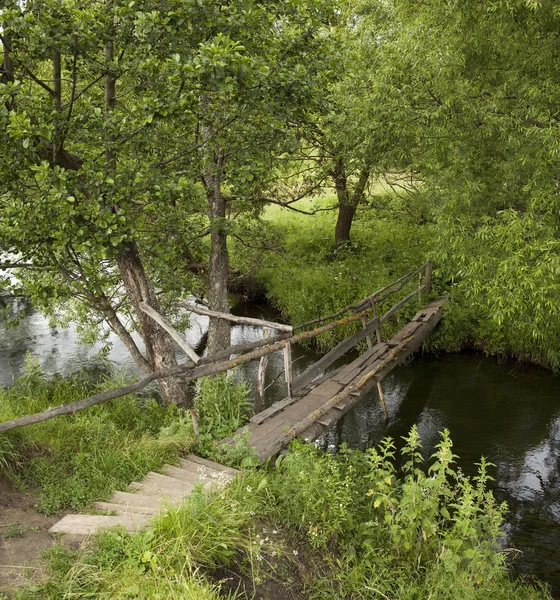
[0,478,65,596]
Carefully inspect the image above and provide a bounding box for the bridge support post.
[377,381,389,421]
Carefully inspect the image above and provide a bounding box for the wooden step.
[182,455,239,477]
[92,502,158,517]
[162,464,232,488]
[110,491,163,509]
[170,458,227,480]
[133,473,195,498]
[50,514,147,536]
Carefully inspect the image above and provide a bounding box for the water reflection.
[323,353,560,597]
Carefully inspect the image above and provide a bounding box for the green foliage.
[241,195,431,352]
[195,373,252,440]
[272,431,549,599]
[193,372,259,467]
[1,359,195,513]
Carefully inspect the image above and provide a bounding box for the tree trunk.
[116,241,190,406]
[206,164,231,356]
[201,104,231,356]
[334,159,371,247]
[334,158,355,246]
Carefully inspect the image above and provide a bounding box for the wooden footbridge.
[233,296,444,461]
[0,262,445,537]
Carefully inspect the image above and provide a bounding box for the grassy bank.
[232,191,560,369]
[233,194,434,353]
[0,358,196,514]
[17,430,551,599]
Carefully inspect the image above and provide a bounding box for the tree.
[0,0,335,402]
[367,0,560,364]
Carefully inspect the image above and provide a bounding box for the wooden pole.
[179,303,292,332]
[284,341,293,399]
[377,381,389,421]
[425,261,432,293]
[361,315,373,349]
[256,328,271,407]
[139,302,200,364]
[295,262,429,330]
[371,300,382,344]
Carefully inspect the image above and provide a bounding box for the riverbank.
[235,194,560,370]
[0,364,552,599]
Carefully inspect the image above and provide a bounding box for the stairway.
[49,455,238,537]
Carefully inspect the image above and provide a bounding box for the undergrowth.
[232,194,434,353]
[19,428,552,600]
[0,357,195,513]
[193,372,260,468]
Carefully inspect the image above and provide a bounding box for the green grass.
[232,190,433,352]
[17,430,552,600]
[0,356,196,513]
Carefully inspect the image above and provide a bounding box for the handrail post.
[256,328,271,411]
[284,341,293,399]
[425,261,432,294]
[371,300,383,344]
[361,315,373,349]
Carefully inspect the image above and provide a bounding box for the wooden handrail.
[294,261,431,330]
[0,263,433,434]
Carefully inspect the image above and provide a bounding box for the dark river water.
[1,298,559,595]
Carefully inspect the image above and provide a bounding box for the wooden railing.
[0,262,432,434]
[291,261,432,393]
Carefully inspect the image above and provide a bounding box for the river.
[1,298,559,595]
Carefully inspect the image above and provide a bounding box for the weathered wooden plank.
[250,396,296,425]
[312,379,344,398]
[292,317,382,392]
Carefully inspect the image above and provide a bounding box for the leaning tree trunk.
[116,241,190,407]
[104,21,188,406]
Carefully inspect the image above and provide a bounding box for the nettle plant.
[276,426,509,589]
[363,427,507,585]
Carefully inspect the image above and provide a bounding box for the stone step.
[50,514,147,536]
